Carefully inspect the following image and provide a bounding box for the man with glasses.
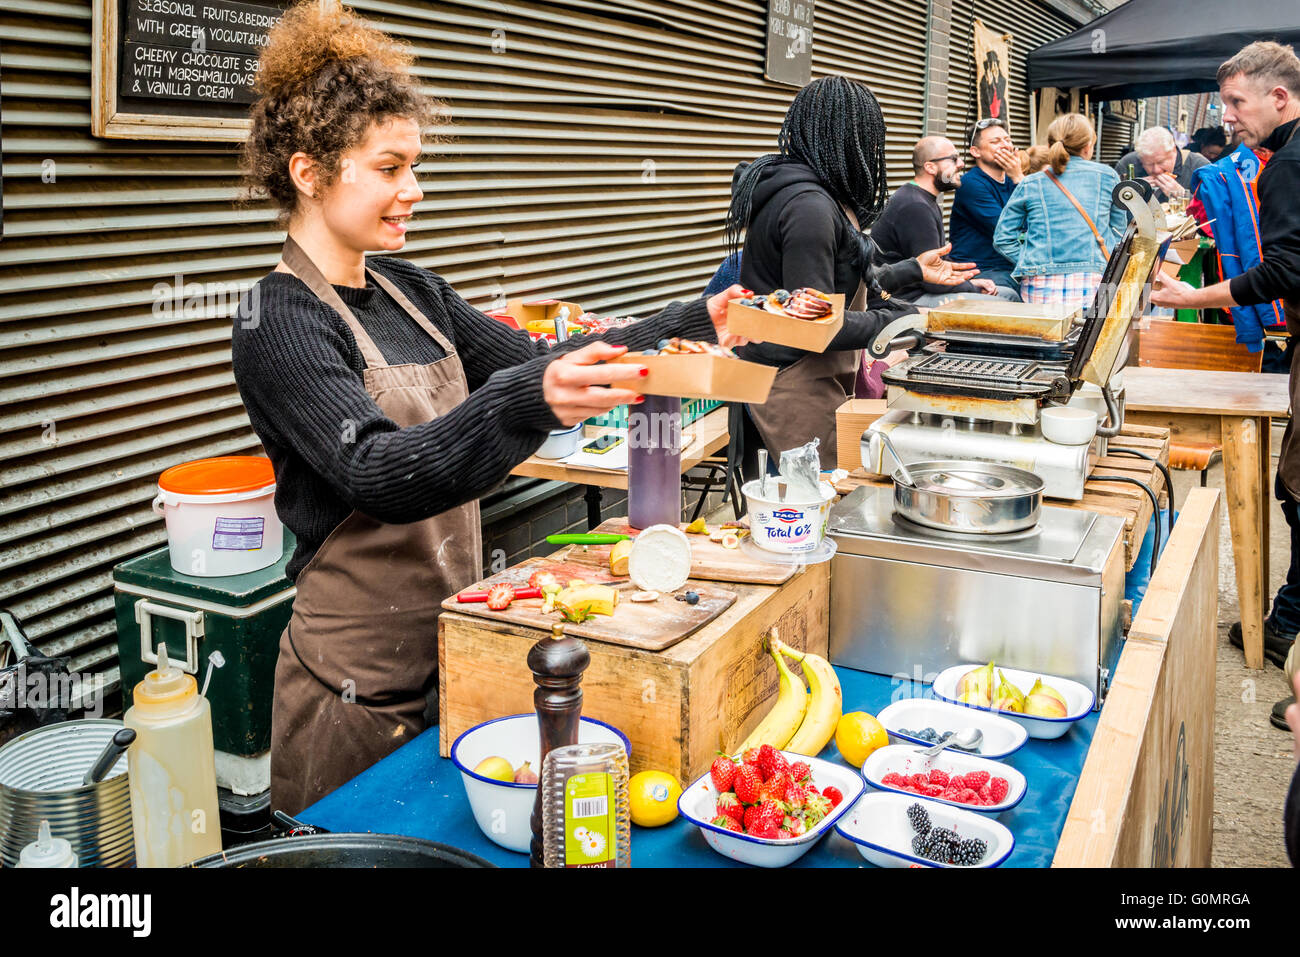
[871,136,1013,306]
[950,118,1023,300]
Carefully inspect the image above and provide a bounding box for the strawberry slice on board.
[485,583,516,611]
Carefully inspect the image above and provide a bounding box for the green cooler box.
[113,533,295,796]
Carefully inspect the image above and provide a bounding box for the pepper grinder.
[528,622,590,868]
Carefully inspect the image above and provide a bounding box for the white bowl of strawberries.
[677,745,864,868]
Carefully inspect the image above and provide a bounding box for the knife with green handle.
[545,533,631,545]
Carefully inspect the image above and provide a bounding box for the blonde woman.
[993,114,1127,309]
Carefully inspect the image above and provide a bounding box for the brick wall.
[927,0,954,135]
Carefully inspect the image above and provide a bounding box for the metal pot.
[0,719,134,867]
[891,461,1044,535]
[189,832,496,868]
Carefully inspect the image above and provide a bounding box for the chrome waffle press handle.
[867,313,927,359]
[1096,383,1124,438]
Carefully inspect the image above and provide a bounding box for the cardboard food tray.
[613,353,776,404]
[504,298,584,327]
[725,293,845,352]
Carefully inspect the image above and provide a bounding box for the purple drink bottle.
[627,395,682,529]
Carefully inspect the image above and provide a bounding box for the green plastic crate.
[585,398,722,430]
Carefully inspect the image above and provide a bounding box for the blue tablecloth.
[302,666,1098,868]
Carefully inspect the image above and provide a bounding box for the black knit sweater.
[231,255,714,579]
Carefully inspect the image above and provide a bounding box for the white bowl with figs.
[932,663,1094,739]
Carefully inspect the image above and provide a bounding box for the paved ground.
[1197,424,1296,868]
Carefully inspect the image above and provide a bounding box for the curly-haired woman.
[233,2,748,813]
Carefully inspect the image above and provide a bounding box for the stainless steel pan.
[891,461,1044,534]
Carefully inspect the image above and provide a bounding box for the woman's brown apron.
[269,237,482,814]
[747,281,868,471]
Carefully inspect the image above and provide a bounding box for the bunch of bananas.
[735,631,843,757]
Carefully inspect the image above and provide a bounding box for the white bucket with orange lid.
[152,456,283,577]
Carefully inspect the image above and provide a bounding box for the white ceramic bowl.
[535,424,583,459]
[835,791,1014,868]
[876,698,1028,759]
[1040,406,1098,446]
[861,744,1026,813]
[677,751,864,868]
[932,664,1095,740]
[450,714,630,853]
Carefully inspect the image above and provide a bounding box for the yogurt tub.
[152,456,282,578]
[741,480,836,555]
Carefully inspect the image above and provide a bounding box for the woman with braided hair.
[233,2,749,813]
[727,76,978,469]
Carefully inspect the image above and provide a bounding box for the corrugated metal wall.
[1099,113,1134,166]
[0,0,930,693]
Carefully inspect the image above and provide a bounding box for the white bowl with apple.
[932,663,1094,739]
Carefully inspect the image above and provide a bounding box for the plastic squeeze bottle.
[15,820,78,868]
[123,643,222,867]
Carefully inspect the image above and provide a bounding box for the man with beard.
[871,136,1013,306]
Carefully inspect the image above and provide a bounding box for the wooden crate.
[1053,487,1219,866]
[834,423,1171,571]
[439,561,830,784]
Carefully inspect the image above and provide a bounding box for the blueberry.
[737,298,753,307]
[656,338,671,350]
[922,727,935,736]
[643,348,657,355]
[684,591,700,605]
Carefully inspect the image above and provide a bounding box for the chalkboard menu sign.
[764,0,814,88]
[92,0,290,140]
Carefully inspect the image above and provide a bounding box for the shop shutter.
[1099,115,1134,167]
[0,0,931,692]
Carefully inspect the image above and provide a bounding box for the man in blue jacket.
[950,118,1023,299]
[1154,41,1300,731]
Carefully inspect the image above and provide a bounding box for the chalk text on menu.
[765,0,814,87]
[119,0,282,105]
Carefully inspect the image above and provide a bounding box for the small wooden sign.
[92,0,290,141]
[764,0,814,88]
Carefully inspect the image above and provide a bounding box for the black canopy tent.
[1028,0,1300,100]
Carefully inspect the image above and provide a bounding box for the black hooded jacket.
[736,159,922,369]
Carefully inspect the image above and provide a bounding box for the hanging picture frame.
[973,19,1012,126]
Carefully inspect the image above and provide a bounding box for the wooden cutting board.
[559,520,796,586]
[440,557,737,652]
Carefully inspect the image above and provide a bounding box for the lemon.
[628,770,682,827]
[835,712,889,768]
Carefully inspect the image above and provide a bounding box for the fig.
[513,761,538,785]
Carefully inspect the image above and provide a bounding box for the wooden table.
[510,407,731,528]
[1122,367,1290,669]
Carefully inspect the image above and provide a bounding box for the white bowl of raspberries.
[861,744,1026,813]
[677,744,864,868]
[836,791,1014,867]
